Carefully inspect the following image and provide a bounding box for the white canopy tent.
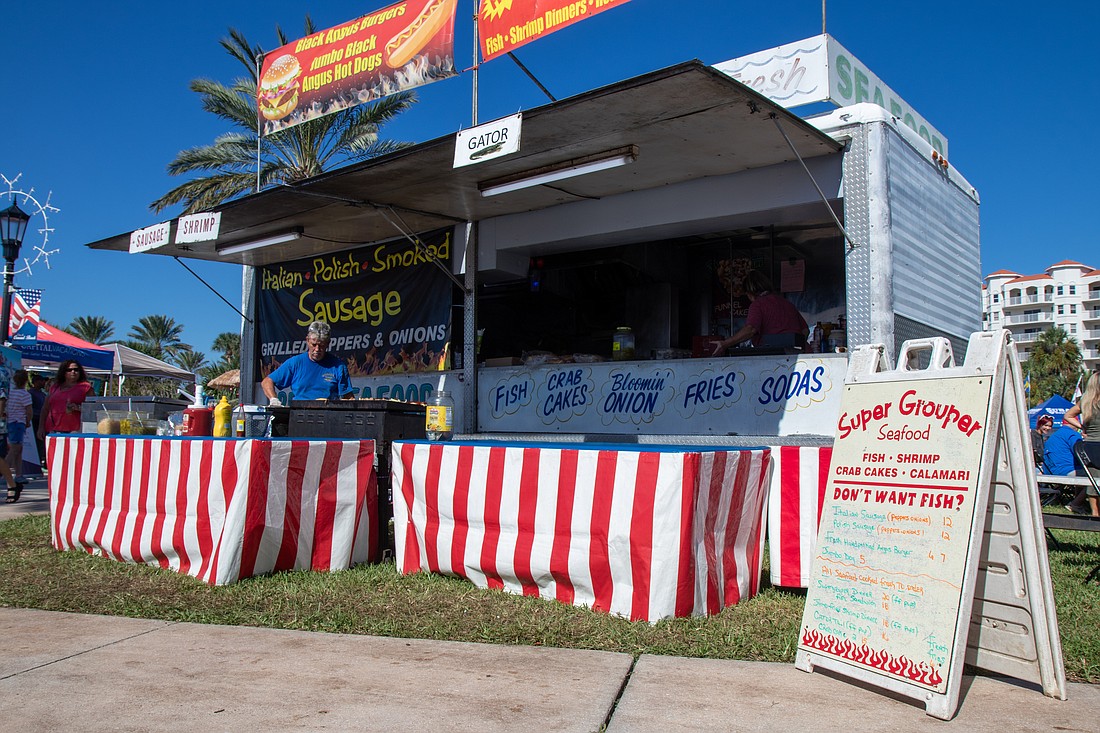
[100,343,198,396]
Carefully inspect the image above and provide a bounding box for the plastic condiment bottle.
[425,391,455,440]
[235,403,246,437]
[213,396,233,437]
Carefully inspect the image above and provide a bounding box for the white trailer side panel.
[884,124,982,351]
[821,106,981,358]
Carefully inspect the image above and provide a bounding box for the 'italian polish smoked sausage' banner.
[255,230,454,380]
[478,0,632,62]
[259,0,458,136]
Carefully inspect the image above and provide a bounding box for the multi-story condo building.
[982,260,1100,371]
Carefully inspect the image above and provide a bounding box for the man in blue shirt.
[1043,424,1082,476]
[261,321,353,403]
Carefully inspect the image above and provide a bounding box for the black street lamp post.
[0,199,31,346]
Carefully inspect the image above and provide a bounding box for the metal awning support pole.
[769,113,856,251]
[507,52,556,102]
[372,205,471,293]
[173,257,253,322]
[464,11,480,433]
[281,187,470,293]
[462,222,478,434]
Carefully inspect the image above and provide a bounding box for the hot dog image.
[384,0,458,68]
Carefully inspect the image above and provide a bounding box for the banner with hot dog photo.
[258,0,459,135]
[478,0,632,62]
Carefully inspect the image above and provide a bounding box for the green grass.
[1,514,1096,682]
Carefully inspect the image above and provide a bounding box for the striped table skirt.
[766,445,833,588]
[392,440,772,622]
[47,435,378,585]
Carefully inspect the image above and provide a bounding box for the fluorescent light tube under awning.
[479,146,638,197]
[218,229,303,255]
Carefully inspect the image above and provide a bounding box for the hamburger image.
[259,54,301,121]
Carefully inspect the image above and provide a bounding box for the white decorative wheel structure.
[1,173,60,275]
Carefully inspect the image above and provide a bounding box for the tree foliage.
[65,315,115,345]
[128,315,187,361]
[58,314,238,399]
[170,346,208,372]
[150,20,416,215]
[211,331,241,369]
[1022,327,1086,406]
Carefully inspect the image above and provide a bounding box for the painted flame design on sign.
[801,628,944,688]
[481,0,514,21]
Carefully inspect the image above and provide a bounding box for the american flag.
[10,288,42,343]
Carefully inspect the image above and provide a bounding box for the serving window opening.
[473,221,847,365]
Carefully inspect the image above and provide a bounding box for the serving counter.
[391,439,772,622]
[46,434,379,585]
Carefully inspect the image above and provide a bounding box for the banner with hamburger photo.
[258,0,458,135]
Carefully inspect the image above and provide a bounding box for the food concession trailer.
[84,58,981,595]
[90,59,981,420]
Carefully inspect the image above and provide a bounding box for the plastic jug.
[213,396,233,437]
[183,405,213,436]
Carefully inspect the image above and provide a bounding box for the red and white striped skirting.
[47,435,378,585]
[766,445,832,588]
[391,441,772,622]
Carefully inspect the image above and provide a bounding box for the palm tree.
[150,20,416,214]
[128,315,186,360]
[1023,327,1084,406]
[211,331,241,368]
[171,346,208,372]
[66,315,115,345]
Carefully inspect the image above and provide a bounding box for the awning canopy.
[87,61,843,267]
[100,343,196,382]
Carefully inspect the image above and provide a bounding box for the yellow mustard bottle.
[213,395,233,437]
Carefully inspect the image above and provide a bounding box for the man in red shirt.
[712,270,809,354]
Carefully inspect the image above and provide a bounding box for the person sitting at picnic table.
[1031,415,1054,471]
[1043,423,1097,516]
[1044,423,1082,477]
[261,320,354,404]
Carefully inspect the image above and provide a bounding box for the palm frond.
[221,27,264,83]
[152,16,417,213]
[190,78,259,130]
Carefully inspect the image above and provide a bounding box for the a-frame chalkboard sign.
[795,330,1066,720]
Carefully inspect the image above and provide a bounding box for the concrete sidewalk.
[1,608,1096,732]
[0,474,49,520]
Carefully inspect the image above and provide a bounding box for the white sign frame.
[454,113,522,168]
[175,212,221,244]
[795,331,1065,719]
[129,221,172,254]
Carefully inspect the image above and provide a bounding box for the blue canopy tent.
[1028,394,1074,429]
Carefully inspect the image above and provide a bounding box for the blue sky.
[3,1,1098,361]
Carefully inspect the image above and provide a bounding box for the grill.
[285,400,427,551]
